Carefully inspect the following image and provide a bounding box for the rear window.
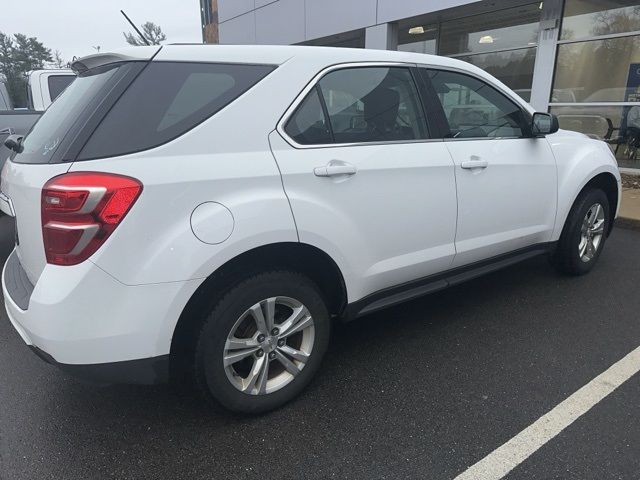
[13,63,128,164]
[47,75,75,102]
[78,62,275,160]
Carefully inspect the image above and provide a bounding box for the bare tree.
[123,22,167,46]
[51,49,66,68]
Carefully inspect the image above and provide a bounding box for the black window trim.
[415,65,535,141]
[277,61,445,149]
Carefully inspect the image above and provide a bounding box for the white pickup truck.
[1,69,75,168]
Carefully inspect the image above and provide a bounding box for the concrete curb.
[617,217,640,232]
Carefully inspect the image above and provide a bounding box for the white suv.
[0,45,621,413]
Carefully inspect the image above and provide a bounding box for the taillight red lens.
[41,172,142,266]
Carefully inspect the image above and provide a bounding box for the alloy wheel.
[223,297,315,395]
[578,203,605,263]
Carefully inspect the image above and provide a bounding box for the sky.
[0,0,202,62]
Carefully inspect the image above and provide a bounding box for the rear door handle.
[314,161,357,177]
[461,159,489,170]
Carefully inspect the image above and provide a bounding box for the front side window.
[78,62,275,160]
[427,69,528,139]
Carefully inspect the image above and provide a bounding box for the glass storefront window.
[551,105,640,169]
[457,48,537,102]
[561,0,640,41]
[439,3,541,56]
[553,35,640,102]
[398,25,437,54]
[299,29,365,48]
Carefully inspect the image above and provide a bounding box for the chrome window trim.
[276,61,436,150]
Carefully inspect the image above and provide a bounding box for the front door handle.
[0,127,15,136]
[461,159,489,170]
[314,161,357,177]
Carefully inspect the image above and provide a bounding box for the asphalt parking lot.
[1,214,639,480]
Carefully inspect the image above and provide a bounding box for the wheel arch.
[581,172,619,236]
[169,242,348,375]
[554,167,621,241]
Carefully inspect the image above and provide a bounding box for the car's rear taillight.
[41,172,142,266]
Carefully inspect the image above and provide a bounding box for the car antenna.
[120,9,151,46]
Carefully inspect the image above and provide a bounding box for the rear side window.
[284,87,332,145]
[285,66,428,145]
[47,75,75,102]
[319,67,428,143]
[78,62,275,160]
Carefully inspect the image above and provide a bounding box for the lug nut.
[271,328,279,336]
[256,349,264,357]
[269,352,276,360]
[277,339,285,347]
[257,334,266,343]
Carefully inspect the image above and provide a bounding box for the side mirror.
[532,112,559,136]
[3,134,23,153]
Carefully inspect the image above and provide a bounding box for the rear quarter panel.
[72,60,315,286]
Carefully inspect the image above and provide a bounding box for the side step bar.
[343,244,554,320]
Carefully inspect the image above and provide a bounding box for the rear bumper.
[29,345,169,385]
[2,248,200,384]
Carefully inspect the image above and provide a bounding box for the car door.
[270,64,458,302]
[421,68,558,267]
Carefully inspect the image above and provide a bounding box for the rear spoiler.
[71,46,162,74]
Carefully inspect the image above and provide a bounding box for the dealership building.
[201,0,640,170]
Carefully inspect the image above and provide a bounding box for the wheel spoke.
[242,355,269,393]
[579,238,588,258]
[587,238,596,258]
[249,303,268,335]
[590,220,605,235]
[283,314,313,338]
[278,306,313,338]
[278,345,309,363]
[224,346,260,366]
[587,205,598,227]
[225,336,259,351]
[275,350,300,376]
[263,297,276,333]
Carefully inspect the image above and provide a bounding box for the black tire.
[194,271,330,414]
[552,188,610,276]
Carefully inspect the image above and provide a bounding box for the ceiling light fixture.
[478,35,494,44]
[409,26,425,35]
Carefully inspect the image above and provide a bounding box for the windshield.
[12,63,122,164]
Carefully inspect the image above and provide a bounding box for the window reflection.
[457,48,537,102]
[398,38,437,54]
[561,0,640,40]
[439,3,541,55]
[398,24,438,54]
[554,36,640,102]
[551,106,640,168]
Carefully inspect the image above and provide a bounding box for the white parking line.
[454,346,640,480]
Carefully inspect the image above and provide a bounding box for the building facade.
[203,0,640,169]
